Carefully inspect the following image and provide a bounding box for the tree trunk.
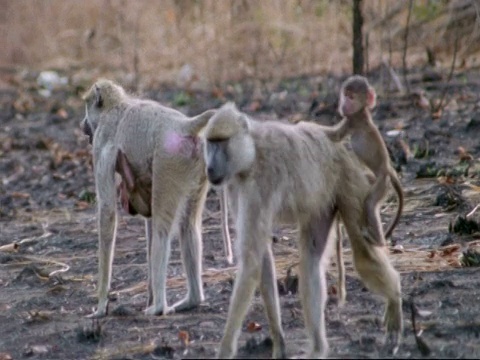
[352,0,364,75]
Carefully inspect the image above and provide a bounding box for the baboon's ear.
[367,86,376,109]
[94,85,103,108]
[188,109,216,136]
[238,115,250,132]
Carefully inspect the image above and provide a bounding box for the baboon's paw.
[86,308,107,319]
[172,296,203,312]
[144,304,174,316]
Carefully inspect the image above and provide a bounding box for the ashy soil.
[1,67,480,359]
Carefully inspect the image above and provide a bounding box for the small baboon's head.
[338,75,376,117]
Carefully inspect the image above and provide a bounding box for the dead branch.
[402,0,414,95]
[434,24,460,113]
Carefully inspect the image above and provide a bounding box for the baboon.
[81,79,231,318]
[198,103,403,358]
[115,149,233,264]
[323,76,404,306]
[325,75,404,242]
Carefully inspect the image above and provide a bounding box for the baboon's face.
[81,86,103,144]
[81,105,95,144]
[203,106,256,186]
[338,76,376,117]
[205,139,229,185]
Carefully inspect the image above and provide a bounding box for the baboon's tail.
[185,110,216,136]
[384,175,404,239]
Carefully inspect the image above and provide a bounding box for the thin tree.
[352,0,364,75]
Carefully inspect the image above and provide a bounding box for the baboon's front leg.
[220,188,233,265]
[145,218,153,307]
[218,208,270,358]
[88,150,117,318]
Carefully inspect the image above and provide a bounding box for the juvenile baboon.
[198,103,403,358]
[81,79,231,318]
[324,76,404,306]
[324,75,404,242]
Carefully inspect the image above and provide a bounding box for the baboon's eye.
[208,138,227,144]
[344,90,353,100]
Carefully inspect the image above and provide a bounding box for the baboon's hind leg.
[297,210,336,359]
[172,180,208,312]
[343,210,403,354]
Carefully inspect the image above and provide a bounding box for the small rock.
[37,71,68,91]
[24,345,49,356]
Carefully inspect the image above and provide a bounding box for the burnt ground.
[1,67,480,359]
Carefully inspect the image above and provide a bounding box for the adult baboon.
[199,102,403,358]
[81,79,231,317]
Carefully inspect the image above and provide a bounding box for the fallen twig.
[402,0,414,95]
[466,203,480,219]
[3,254,70,277]
[0,242,19,253]
[410,297,432,356]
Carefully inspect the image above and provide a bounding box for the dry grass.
[108,240,480,300]
[0,1,478,87]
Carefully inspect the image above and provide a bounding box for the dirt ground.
[1,67,480,359]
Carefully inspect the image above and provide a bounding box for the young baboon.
[324,76,404,305]
[81,79,231,318]
[325,76,404,306]
[325,75,404,242]
[198,103,403,359]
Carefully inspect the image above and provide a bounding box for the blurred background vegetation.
[0,0,479,89]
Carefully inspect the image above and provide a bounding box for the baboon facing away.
[199,103,403,358]
[81,79,227,318]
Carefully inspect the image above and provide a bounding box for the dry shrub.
[0,0,478,87]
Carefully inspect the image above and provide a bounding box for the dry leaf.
[328,285,337,295]
[247,321,262,332]
[457,146,473,161]
[56,108,68,119]
[441,244,460,256]
[10,191,30,199]
[178,330,189,346]
[211,87,224,99]
[0,303,11,311]
[76,201,90,210]
[431,109,442,119]
[247,100,261,112]
[447,258,462,267]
